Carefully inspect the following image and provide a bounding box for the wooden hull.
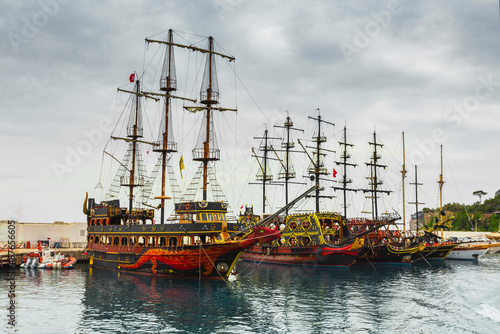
[356,244,422,265]
[240,243,360,268]
[88,242,246,278]
[86,225,280,279]
[417,243,457,261]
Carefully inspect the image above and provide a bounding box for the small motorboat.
[21,243,76,269]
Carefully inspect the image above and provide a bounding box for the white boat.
[446,244,489,261]
[21,248,76,269]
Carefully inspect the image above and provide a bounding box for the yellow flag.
[179,155,185,178]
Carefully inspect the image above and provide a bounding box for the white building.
[0,220,87,248]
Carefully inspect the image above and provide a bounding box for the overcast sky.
[2,0,500,225]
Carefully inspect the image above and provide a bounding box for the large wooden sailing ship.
[83,30,282,278]
[343,130,422,265]
[239,112,366,268]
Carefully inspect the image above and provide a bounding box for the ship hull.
[240,244,360,268]
[356,244,422,265]
[416,243,457,261]
[85,224,280,279]
[86,242,244,278]
[446,245,489,261]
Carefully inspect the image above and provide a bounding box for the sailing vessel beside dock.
[239,113,365,268]
[84,30,280,278]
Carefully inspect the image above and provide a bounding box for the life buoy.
[185,203,191,210]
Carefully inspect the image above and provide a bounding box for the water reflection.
[2,256,499,333]
[79,267,255,333]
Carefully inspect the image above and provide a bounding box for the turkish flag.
[333,168,337,178]
[129,73,135,83]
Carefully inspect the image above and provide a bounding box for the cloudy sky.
[2,0,500,226]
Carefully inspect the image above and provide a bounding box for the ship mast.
[333,126,358,219]
[409,165,424,232]
[251,129,280,213]
[274,115,304,215]
[438,145,445,238]
[129,81,140,212]
[362,131,391,220]
[182,36,236,201]
[299,109,335,213]
[112,80,148,214]
[145,30,196,223]
[401,131,407,230]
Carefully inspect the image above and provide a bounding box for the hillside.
[423,195,500,232]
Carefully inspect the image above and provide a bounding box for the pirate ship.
[83,30,282,278]
[346,131,422,265]
[239,112,366,268]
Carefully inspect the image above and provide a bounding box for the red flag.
[129,73,135,83]
[333,168,337,178]
[240,205,244,209]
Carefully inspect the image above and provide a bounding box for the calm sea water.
[2,254,500,334]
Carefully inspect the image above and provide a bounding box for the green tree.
[473,190,487,204]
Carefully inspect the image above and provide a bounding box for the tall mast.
[146,30,197,223]
[155,29,177,224]
[333,126,357,218]
[129,80,141,213]
[362,131,391,220]
[438,145,445,238]
[183,36,236,202]
[299,109,334,213]
[251,129,280,213]
[409,165,424,231]
[401,131,407,230]
[274,115,304,215]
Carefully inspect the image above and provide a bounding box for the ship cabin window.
[138,236,145,246]
[289,221,298,231]
[169,237,178,246]
[201,213,208,221]
[219,214,224,221]
[158,236,167,246]
[100,236,106,244]
[204,236,212,244]
[289,237,297,246]
[147,236,156,247]
[130,236,137,246]
[94,236,99,244]
[121,236,128,246]
[302,220,311,229]
[194,236,202,245]
[189,214,194,222]
[181,236,192,246]
[208,214,213,221]
[302,236,311,246]
[113,237,120,246]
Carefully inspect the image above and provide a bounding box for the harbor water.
[2,255,500,333]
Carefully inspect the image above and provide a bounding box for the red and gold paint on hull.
[87,226,280,278]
